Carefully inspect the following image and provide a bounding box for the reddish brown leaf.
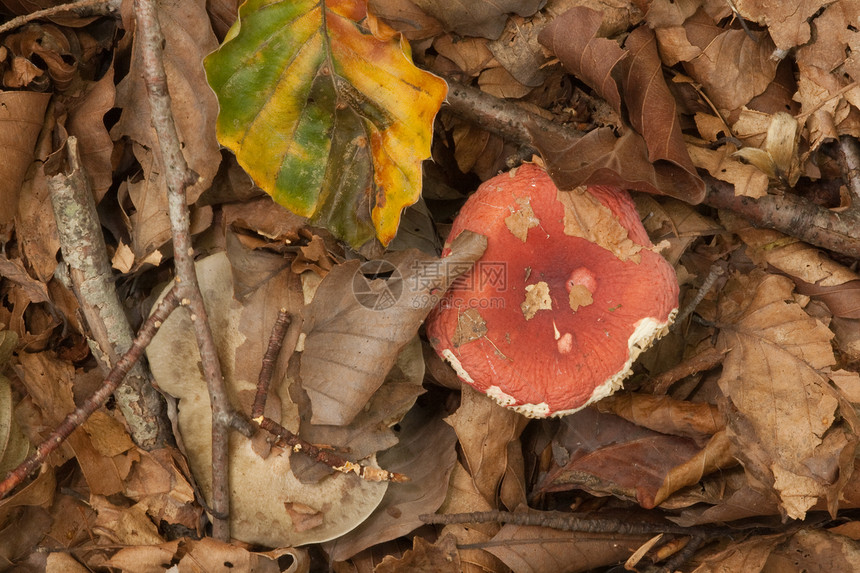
[538,7,625,114]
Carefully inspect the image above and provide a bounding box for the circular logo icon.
[352,260,403,311]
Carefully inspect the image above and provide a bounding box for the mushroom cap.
[425,164,678,417]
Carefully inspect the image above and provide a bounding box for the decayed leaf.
[300,231,486,425]
[204,0,447,247]
[409,0,545,40]
[716,271,858,519]
[0,91,49,232]
[147,252,388,546]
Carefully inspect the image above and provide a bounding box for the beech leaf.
[204,0,448,247]
[716,271,859,519]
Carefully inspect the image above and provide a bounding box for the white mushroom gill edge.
[440,309,678,419]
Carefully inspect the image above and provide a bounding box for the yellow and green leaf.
[204,0,447,247]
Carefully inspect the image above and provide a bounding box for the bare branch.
[133,0,241,540]
[257,417,409,483]
[0,0,119,36]
[46,136,170,449]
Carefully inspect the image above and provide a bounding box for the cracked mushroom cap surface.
[425,164,679,417]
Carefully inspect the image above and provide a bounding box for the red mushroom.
[425,163,678,417]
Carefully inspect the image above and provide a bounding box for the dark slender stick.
[419,510,710,537]
[0,286,180,499]
[251,309,291,421]
[258,417,409,483]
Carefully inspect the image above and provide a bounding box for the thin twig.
[47,136,170,449]
[251,309,291,421]
[442,79,860,259]
[673,260,728,326]
[133,0,241,540]
[0,0,119,35]
[258,417,409,483]
[419,510,710,537]
[0,286,180,499]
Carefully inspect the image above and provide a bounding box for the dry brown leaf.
[733,0,832,52]
[477,65,532,99]
[375,534,461,573]
[324,406,458,561]
[724,217,860,319]
[487,15,548,88]
[796,0,860,82]
[487,511,652,573]
[300,231,486,426]
[652,429,737,506]
[716,271,859,519]
[633,194,722,264]
[686,142,770,198]
[290,337,425,482]
[445,385,528,507]
[63,66,115,201]
[690,533,785,573]
[437,462,506,572]
[0,91,49,233]
[367,0,445,41]
[111,0,221,261]
[538,408,702,508]
[681,14,778,113]
[539,7,626,114]
[536,10,704,202]
[595,393,724,441]
[410,0,545,40]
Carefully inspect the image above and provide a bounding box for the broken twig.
[0,286,180,498]
[47,136,170,449]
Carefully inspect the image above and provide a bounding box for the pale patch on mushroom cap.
[426,164,679,417]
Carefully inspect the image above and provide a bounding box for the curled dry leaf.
[300,230,486,425]
[716,271,859,519]
[535,9,704,203]
[409,0,546,40]
[724,216,860,319]
[538,408,704,509]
